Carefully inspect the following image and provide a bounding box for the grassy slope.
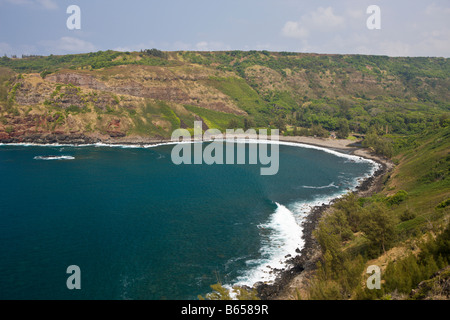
[306,124,449,300]
[389,127,450,238]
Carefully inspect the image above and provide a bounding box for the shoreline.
[0,132,366,151]
[255,140,393,300]
[0,133,393,300]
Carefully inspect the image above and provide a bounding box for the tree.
[336,119,350,139]
[327,210,354,242]
[361,203,397,257]
[311,124,329,138]
[143,48,167,59]
[243,117,255,131]
[40,70,52,79]
[274,117,286,132]
[227,118,240,129]
[334,193,364,232]
[439,113,449,127]
[362,128,394,158]
[337,97,353,119]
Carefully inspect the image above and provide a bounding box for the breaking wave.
[301,182,339,189]
[33,155,75,160]
[232,202,304,287]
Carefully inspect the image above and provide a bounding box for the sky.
[0,0,449,57]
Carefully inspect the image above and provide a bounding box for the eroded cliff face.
[1,51,448,143]
[0,64,247,142]
[0,112,128,144]
[44,65,246,114]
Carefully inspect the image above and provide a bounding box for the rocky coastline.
[0,132,168,145]
[255,148,392,300]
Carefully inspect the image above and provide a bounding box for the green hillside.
[306,124,449,300]
[0,50,448,142]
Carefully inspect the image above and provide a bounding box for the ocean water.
[0,142,376,300]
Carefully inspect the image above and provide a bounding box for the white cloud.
[425,3,450,16]
[114,41,156,52]
[282,7,345,39]
[58,37,95,52]
[280,3,450,57]
[378,41,412,57]
[0,42,38,56]
[2,0,57,9]
[195,41,210,51]
[171,41,193,51]
[41,37,96,54]
[36,0,57,10]
[346,7,364,20]
[308,7,345,29]
[195,41,230,51]
[3,0,32,5]
[281,21,309,39]
[161,41,230,51]
[0,42,14,56]
[410,30,450,57]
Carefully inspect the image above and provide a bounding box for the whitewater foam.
[1,139,381,169]
[229,149,379,290]
[301,182,339,189]
[33,155,75,160]
[232,202,304,287]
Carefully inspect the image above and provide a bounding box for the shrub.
[40,70,52,79]
[387,190,408,206]
[400,208,416,222]
[66,105,81,113]
[436,199,450,209]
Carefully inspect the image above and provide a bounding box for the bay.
[0,142,375,299]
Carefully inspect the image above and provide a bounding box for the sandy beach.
[278,136,360,150]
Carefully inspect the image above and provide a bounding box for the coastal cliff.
[1,51,448,144]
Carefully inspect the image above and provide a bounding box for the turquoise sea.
[0,142,376,299]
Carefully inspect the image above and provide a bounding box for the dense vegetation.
[1,50,448,142]
[0,49,177,74]
[307,124,449,300]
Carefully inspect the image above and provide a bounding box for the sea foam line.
[33,155,75,160]
[301,182,339,189]
[3,139,380,179]
[1,139,378,164]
